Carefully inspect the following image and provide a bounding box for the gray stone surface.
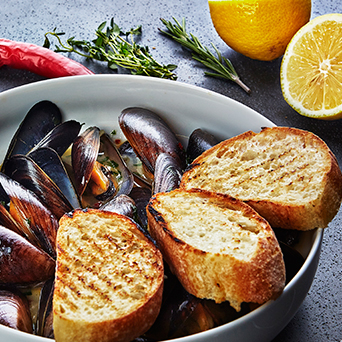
[0,1,341,341]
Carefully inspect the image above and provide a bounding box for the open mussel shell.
[0,173,58,258]
[153,153,183,195]
[29,147,81,210]
[119,107,186,175]
[4,154,74,219]
[0,226,55,285]
[35,278,54,338]
[99,133,134,199]
[0,287,33,333]
[30,120,81,157]
[1,100,62,171]
[72,126,100,197]
[186,128,220,163]
[118,141,153,187]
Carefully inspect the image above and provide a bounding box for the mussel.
[129,187,152,230]
[72,126,101,197]
[186,128,220,163]
[119,107,186,175]
[4,154,74,220]
[0,173,58,258]
[279,241,305,284]
[0,226,55,285]
[29,120,81,157]
[0,189,23,237]
[1,100,63,172]
[143,265,249,341]
[99,133,134,199]
[29,147,81,210]
[71,127,133,207]
[153,153,183,194]
[100,194,137,219]
[35,278,54,338]
[118,140,153,187]
[0,287,33,333]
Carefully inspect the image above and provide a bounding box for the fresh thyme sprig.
[44,18,177,80]
[159,17,250,94]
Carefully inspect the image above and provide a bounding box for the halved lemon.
[281,13,342,120]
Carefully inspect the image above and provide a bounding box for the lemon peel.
[208,0,311,61]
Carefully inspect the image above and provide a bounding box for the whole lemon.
[208,0,311,61]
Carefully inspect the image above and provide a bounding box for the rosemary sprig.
[44,18,177,80]
[159,17,250,94]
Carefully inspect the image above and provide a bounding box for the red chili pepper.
[0,38,94,78]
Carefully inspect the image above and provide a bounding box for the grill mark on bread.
[147,188,286,311]
[181,127,342,230]
[55,213,162,312]
[53,209,164,342]
[195,147,315,200]
[147,203,184,244]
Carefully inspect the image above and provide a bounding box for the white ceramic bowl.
[0,75,323,342]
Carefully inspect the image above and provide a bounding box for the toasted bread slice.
[147,188,285,311]
[181,127,342,231]
[53,209,164,342]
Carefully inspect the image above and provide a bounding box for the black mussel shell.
[129,187,152,231]
[99,133,134,199]
[72,126,100,197]
[0,204,23,237]
[1,100,62,171]
[29,147,81,210]
[118,141,153,187]
[280,241,305,284]
[153,153,183,195]
[30,120,81,157]
[119,107,186,175]
[0,226,55,285]
[4,154,74,220]
[100,194,136,219]
[0,287,33,333]
[0,172,58,258]
[0,187,23,236]
[273,227,300,247]
[36,278,54,338]
[144,265,249,341]
[186,128,219,163]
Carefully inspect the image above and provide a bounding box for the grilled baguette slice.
[147,188,285,311]
[181,127,342,231]
[53,209,164,342]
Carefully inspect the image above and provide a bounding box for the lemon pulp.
[281,13,342,119]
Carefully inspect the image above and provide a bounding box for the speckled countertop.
[0,1,341,341]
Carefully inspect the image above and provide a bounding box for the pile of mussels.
[0,100,304,340]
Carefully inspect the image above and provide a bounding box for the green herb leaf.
[44,19,177,80]
[159,17,250,94]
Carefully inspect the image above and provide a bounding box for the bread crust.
[53,209,164,342]
[181,127,342,230]
[147,188,286,311]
